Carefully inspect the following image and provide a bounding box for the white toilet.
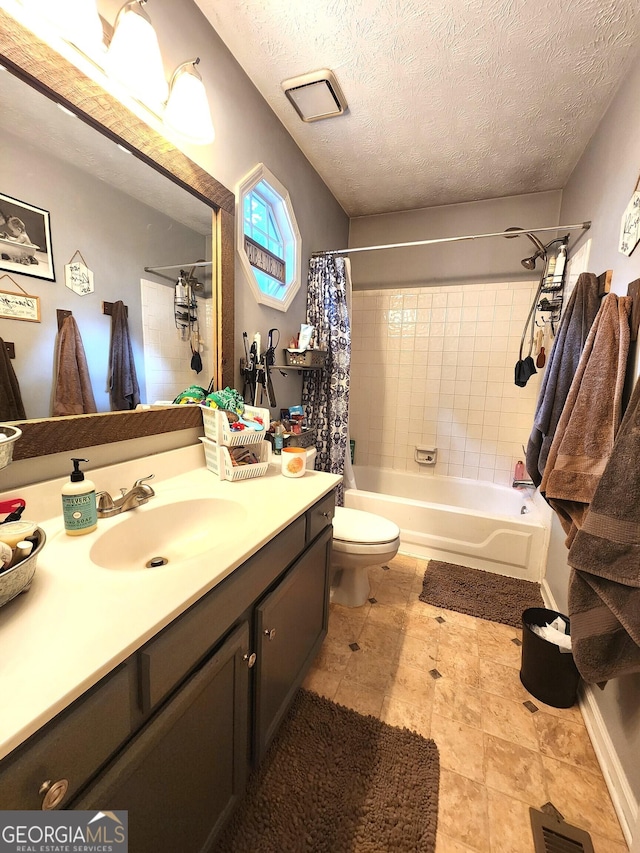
[306,449,401,607]
[330,506,401,607]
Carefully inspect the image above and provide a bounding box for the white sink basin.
[89,498,247,570]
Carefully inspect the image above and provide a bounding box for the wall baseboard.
[540,578,637,846]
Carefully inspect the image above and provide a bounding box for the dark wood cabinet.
[0,490,335,849]
[75,623,250,853]
[254,525,332,763]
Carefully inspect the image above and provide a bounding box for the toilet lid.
[333,506,400,545]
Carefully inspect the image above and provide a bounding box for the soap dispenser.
[62,458,97,536]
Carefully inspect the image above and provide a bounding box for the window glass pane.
[255,269,283,299]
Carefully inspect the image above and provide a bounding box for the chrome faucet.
[96,475,155,518]
[512,479,535,489]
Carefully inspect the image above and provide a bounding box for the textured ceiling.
[195,0,640,217]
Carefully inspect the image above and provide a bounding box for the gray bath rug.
[213,688,440,852]
[420,560,545,628]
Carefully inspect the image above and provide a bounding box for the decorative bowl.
[0,527,45,608]
[0,424,22,470]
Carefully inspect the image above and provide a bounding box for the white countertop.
[0,445,341,760]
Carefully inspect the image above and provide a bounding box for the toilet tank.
[305,447,316,470]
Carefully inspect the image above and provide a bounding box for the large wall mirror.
[0,9,234,460]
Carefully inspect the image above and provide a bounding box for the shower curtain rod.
[312,221,591,257]
[144,260,213,284]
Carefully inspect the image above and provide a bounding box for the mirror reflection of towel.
[0,337,26,421]
[52,316,97,417]
[108,301,140,411]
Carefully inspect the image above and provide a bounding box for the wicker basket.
[199,437,270,481]
[201,405,269,447]
[0,424,22,470]
[283,349,327,368]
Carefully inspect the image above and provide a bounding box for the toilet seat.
[329,507,401,607]
[332,506,400,552]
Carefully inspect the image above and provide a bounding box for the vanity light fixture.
[281,68,348,122]
[105,0,168,110]
[21,0,105,55]
[164,58,215,145]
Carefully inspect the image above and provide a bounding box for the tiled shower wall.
[349,281,543,486]
[140,279,213,403]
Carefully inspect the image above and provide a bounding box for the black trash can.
[519,607,580,708]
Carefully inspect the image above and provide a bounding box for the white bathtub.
[345,466,549,581]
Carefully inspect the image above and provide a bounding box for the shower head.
[504,227,547,269]
[521,254,539,270]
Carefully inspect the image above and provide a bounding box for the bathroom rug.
[419,560,544,628]
[213,688,439,852]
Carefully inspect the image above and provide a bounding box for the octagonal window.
[237,164,301,311]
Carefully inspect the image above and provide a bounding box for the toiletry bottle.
[514,460,525,482]
[62,458,97,536]
[554,244,567,281]
[274,423,284,456]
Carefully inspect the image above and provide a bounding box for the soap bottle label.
[62,492,97,531]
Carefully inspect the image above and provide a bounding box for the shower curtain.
[302,255,352,503]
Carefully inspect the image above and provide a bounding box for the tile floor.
[302,553,629,853]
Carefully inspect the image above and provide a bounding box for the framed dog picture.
[0,192,55,281]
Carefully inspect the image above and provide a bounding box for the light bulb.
[164,59,215,145]
[105,1,168,110]
[22,0,105,55]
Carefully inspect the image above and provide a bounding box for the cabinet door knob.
[321,511,331,518]
[39,778,69,810]
[242,652,257,668]
[264,628,277,641]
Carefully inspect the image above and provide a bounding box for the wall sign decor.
[619,174,640,256]
[0,274,41,322]
[244,234,286,284]
[64,250,94,295]
[0,192,55,281]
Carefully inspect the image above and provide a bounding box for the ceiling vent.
[281,69,347,123]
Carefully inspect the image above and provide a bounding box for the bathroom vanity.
[0,446,340,851]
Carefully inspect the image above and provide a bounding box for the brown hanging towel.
[108,300,140,411]
[0,337,26,420]
[540,293,632,546]
[525,272,601,486]
[52,316,97,417]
